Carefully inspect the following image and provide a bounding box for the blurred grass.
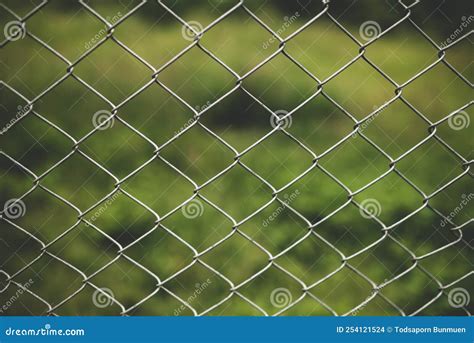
[0,4,472,316]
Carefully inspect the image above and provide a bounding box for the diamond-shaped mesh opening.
[283,167,348,223]
[201,233,269,285]
[420,241,473,285]
[430,177,473,227]
[33,77,111,138]
[0,31,65,98]
[160,124,235,185]
[48,223,118,276]
[392,208,463,256]
[435,108,473,160]
[328,0,403,41]
[205,295,264,316]
[113,3,189,68]
[162,200,233,250]
[12,187,78,242]
[201,8,280,74]
[275,234,342,285]
[14,255,84,309]
[286,18,360,80]
[199,88,272,150]
[349,237,414,284]
[241,132,314,189]
[320,135,389,191]
[0,221,42,273]
[165,263,230,314]
[80,119,155,179]
[74,39,152,103]
[286,95,354,155]
[364,21,439,84]
[360,101,430,158]
[239,266,302,315]
[158,47,236,109]
[379,268,441,315]
[243,53,316,110]
[0,112,72,175]
[403,63,472,122]
[26,2,108,61]
[200,164,273,221]
[118,82,194,145]
[89,256,158,309]
[0,281,48,315]
[309,267,373,315]
[121,156,195,216]
[314,205,384,257]
[354,172,423,225]
[84,191,156,247]
[125,226,194,281]
[443,38,473,83]
[40,153,116,210]
[396,139,463,195]
[0,154,33,204]
[131,288,195,316]
[243,1,323,39]
[239,201,308,256]
[323,59,395,120]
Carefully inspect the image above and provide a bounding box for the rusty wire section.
[0,0,472,316]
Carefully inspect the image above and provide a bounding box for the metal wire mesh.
[0,0,472,316]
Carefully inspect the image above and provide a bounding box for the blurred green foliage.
[0,1,472,316]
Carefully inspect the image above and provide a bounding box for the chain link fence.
[0,0,472,316]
